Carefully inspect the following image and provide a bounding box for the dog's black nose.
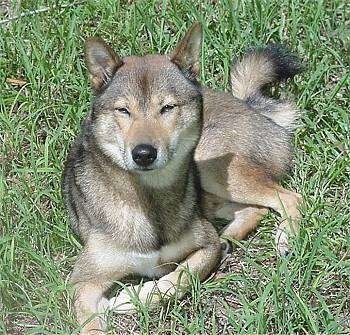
[132,144,157,167]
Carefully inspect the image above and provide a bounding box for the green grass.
[1,0,349,334]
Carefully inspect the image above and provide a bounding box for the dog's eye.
[115,107,130,116]
[160,104,176,115]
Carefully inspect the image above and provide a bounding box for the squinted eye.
[115,107,130,116]
[160,104,176,115]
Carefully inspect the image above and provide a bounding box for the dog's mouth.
[132,159,169,172]
[134,166,155,172]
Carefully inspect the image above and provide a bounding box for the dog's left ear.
[85,37,123,91]
[171,22,202,81]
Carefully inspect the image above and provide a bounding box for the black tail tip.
[264,44,304,80]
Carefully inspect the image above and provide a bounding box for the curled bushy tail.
[230,45,303,131]
[230,44,302,100]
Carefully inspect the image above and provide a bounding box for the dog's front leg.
[110,227,221,313]
[70,243,125,335]
[72,280,111,335]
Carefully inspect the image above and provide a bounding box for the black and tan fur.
[62,23,303,334]
[197,45,303,256]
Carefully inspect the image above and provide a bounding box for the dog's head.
[85,23,203,173]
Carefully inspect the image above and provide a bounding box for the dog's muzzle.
[131,144,157,168]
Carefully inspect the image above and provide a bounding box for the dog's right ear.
[85,38,123,91]
[171,22,202,81]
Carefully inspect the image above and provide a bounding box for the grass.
[0,0,349,334]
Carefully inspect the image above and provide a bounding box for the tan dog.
[62,22,302,334]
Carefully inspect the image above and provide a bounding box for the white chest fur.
[89,231,196,278]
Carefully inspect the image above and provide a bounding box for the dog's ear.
[171,22,202,81]
[85,38,123,91]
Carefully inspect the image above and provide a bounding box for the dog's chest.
[98,191,191,249]
[125,230,195,277]
[95,173,197,248]
[91,231,196,277]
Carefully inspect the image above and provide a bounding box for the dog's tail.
[230,45,303,131]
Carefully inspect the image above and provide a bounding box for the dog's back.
[196,45,303,182]
[196,45,303,256]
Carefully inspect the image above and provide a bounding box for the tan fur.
[230,52,275,100]
[196,144,302,254]
[63,23,303,334]
[260,100,299,131]
[64,22,224,335]
[221,206,269,241]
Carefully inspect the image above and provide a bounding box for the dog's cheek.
[168,129,180,156]
[161,114,179,156]
[176,106,202,151]
[180,104,199,128]
[93,114,129,168]
[95,114,118,143]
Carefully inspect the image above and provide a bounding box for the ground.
[1,1,349,334]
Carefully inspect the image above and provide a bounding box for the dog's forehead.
[108,54,193,100]
[122,54,171,69]
[116,54,180,85]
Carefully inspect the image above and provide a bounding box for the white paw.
[108,286,139,314]
[275,229,290,256]
[97,296,110,313]
[108,281,156,313]
[108,279,177,314]
[155,278,177,297]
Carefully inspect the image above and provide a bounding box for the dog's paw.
[108,286,139,314]
[97,297,110,313]
[275,229,290,256]
[108,281,157,313]
[109,279,177,313]
[220,238,233,259]
[78,307,108,335]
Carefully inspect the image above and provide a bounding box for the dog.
[62,22,303,334]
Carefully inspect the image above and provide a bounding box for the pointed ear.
[171,22,202,80]
[85,37,123,91]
